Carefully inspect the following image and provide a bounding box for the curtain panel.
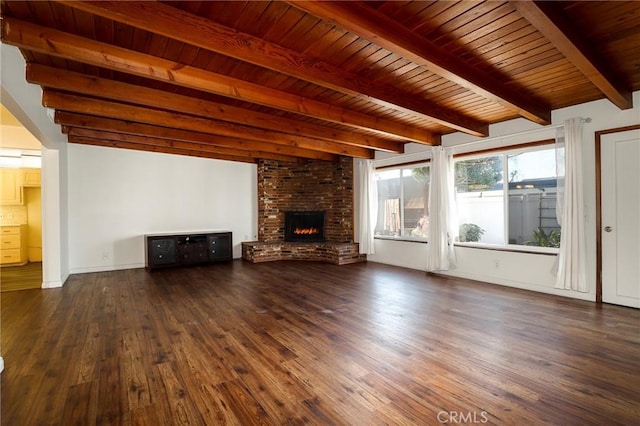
[555,118,588,292]
[426,147,457,271]
[356,159,377,255]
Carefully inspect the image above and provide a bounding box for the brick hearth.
[242,157,366,265]
[241,241,364,265]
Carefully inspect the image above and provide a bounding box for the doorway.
[597,125,640,308]
[0,176,43,292]
[0,103,44,291]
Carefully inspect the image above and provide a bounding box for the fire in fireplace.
[294,227,320,235]
[285,211,326,242]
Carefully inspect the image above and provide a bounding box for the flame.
[294,227,320,235]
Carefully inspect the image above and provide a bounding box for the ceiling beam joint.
[510,0,633,110]
[287,1,552,125]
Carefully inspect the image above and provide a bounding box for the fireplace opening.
[285,211,326,242]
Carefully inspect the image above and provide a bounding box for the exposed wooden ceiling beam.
[67,135,259,164]
[43,91,374,158]
[61,123,339,162]
[26,64,402,153]
[510,0,633,110]
[288,1,552,125]
[55,0,487,137]
[2,16,428,144]
[65,132,304,163]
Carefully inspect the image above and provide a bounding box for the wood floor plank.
[130,404,166,426]
[179,322,240,384]
[120,328,154,411]
[283,356,388,416]
[1,260,639,424]
[218,331,314,424]
[360,370,475,425]
[61,381,98,425]
[155,361,206,425]
[0,262,42,292]
[95,356,129,425]
[72,321,100,385]
[215,379,270,425]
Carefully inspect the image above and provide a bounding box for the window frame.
[373,160,431,243]
[371,139,560,254]
[454,139,560,254]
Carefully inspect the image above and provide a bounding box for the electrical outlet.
[102,251,110,260]
[494,259,500,269]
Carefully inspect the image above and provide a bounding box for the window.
[374,164,430,241]
[455,143,561,250]
[455,156,504,244]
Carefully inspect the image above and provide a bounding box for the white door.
[601,129,640,308]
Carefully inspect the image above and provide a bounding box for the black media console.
[145,231,232,270]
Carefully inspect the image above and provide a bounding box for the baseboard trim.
[439,270,596,302]
[69,263,145,275]
[42,280,63,289]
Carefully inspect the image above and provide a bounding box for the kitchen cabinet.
[0,168,41,205]
[23,169,41,186]
[0,169,23,205]
[0,225,28,266]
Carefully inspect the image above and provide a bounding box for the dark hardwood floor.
[1,260,638,425]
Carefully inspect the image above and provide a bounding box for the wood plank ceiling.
[2,1,639,163]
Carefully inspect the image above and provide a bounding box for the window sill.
[374,236,428,244]
[373,237,559,255]
[454,242,559,255]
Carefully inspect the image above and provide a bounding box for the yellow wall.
[24,187,42,262]
[0,167,42,262]
[1,104,41,150]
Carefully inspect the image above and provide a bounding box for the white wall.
[1,43,71,373]
[365,90,640,302]
[67,144,257,273]
[2,42,258,278]
[2,43,69,287]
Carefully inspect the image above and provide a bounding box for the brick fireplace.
[284,211,326,242]
[242,156,366,265]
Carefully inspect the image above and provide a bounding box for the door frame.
[595,124,640,303]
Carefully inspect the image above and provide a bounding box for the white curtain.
[426,146,458,271]
[356,159,377,255]
[555,118,588,292]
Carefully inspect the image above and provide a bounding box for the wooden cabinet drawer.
[208,234,232,260]
[0,249,22,264]
[0,225,27,265]
[0,234,21,248]
[1,226,21,235]
[148,238,177,265]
